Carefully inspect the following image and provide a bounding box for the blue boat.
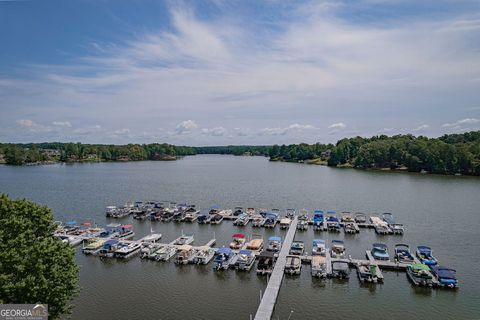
[263,212,279,228]
[197,211,209,224]
[430,266,458,288]
[267,236,282,252]
[326,211,340,232]
[313,210,324,231]
[213,247,234,270]
[371,243,389,261]
[394,244,415,263]
[416,246,438,265]
[98,239,120,258]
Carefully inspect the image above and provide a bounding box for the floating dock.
[254,217,298,320]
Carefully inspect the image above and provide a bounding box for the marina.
[1,156,474,320]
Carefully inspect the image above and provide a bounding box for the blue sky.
[1,0,479,145]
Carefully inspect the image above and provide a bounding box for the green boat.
[407,263,433,287]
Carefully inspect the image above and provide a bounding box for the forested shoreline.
[1,131,479,175]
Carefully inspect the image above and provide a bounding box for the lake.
[0,155,479,320]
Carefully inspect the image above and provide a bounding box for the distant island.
[1,131,479,176]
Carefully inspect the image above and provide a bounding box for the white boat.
[357,262,378,283]
[235,250,256,271]
[311,256,327,278]
[140,243,165,259]
[370,216,391,234]
[209,214,224,225]
[233,213,249,226]
[175,245,195,265]
[330,240,346,259]
[193,247,216,265]
[312,239,326,256]
[97,239,121,258]
[139,233,162,244]
[115,242,142,259]
[266,236,282,252]
[173,233,194,245]
[57,234,83,247]
[155,245,177,261]
[229,233,246,250]
[184,206,199,222]
[252,215,265,227]
[279,217,291,229]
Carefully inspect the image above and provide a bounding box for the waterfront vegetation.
[1,131,479,175]
[0,194,79,319]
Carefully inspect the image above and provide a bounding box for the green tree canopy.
[0,194,79,319]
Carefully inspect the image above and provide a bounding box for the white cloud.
[52,121,72,127]
[175,120,198,135]
[328,122,346,129]
[413,124,429,132]
[442,118,480,127]
[260,123,316,136]
[16,119,35,127]
[201,127,227,136]
[113,128,130,135]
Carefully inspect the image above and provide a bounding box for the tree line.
[1,131,479,175]
[0,143,195,165]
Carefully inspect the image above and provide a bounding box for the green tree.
[0,194,79,319]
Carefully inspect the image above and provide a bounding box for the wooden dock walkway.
[254,217,298,320]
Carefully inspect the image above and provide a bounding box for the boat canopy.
[313,239,326,245]
[268,236,282,242]
[177,245,192,251]
[121,224,133,229]
[66,220,77,225]
[332,240,344,245]
[332,261,349,270]
[410,263,430,271]
[327,211,336,214]
[314,209,324,214]
[211,204,220,209]
[417,245,432,253]
[232,233,245,239]
[217,247,232,255]
[431,266,456,279]
[266,212,279,218]
[395,243,410,249]
[239,249,252,256]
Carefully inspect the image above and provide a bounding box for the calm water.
[0,155,479,320]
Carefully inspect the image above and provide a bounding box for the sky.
[0,0,479,146]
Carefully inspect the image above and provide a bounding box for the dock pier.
[254,217,298,320]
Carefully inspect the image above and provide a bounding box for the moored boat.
[197,211,209,224]
[233,213,249,226]
[416,246,437,266]
[256,251,275,275]
[155,245,177,261]
[174,233,194,245]
[263,212,279,228]
[371,243,390,261]
[312,239,326,256]
[184,206,199,222]
[331,261,350,279]
[285,255,302,275]
[311,256,327,278]
[246,234,264,251]
[235,249,255,271]
[354,212,367,224]
[285,208,296,219]
[267,236,282,252]
[313,210,324,231]
[233,207,244,216]
[406,263,434,287]
[210,214,224,225]
[289,240,305,255]
[279,217,291,229]
[330,240,346,258]
[193,247,216,265]
[252,215,265,227]
[213,247,235,270]
[394,244,415,263]
[98,239,121,258]
[430,266,458,288]
[326,211,341,232]
[82,238,106,254]
[114,241,141,259]
[356,262,378,283]
[229,233,246,250]
[174,245,195,265]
